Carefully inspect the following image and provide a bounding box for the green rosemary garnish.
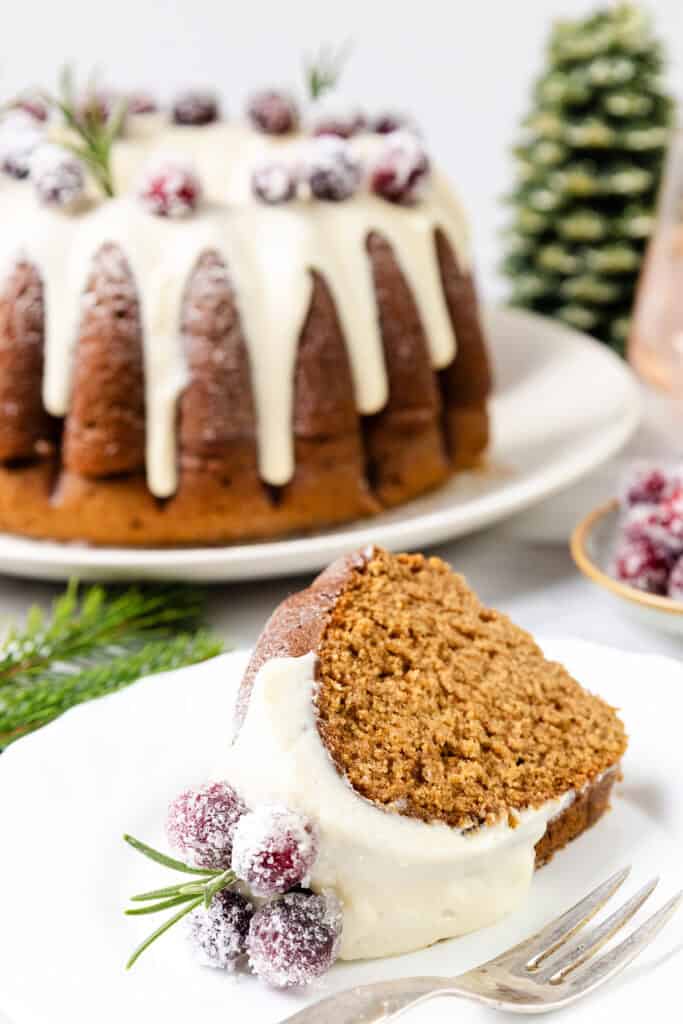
[123,834,237,968]
[304,41,353,100]
[44,66,127,197]
[0,580,223,748]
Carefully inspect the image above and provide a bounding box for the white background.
[3,0,683,300]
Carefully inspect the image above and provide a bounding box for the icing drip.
[223,653,574,961]
[0,122,472,495]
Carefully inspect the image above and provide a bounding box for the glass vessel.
[629,128,683,393]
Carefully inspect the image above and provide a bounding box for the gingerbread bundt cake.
[226,547,627,960]
[0,89,490,546]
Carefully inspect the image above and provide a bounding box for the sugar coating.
[247,90,299,136]
[188,889,254,970]
[620,460,679,507]
[166,780,247,870]
[301,137,361,201]
[31,145,86,208]
[251,161,297,204]
[231,804,319,896]
[247,891,342,988]
[308,91,366,139]
[0,114,43,179]
[172,90,219,126]
[613,536,670,594]
[370,130,431,205]
[137,157,202,218]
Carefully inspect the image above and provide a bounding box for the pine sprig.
[123,834,237,968]
[0,581,223,748]
[304,41,352,100]
[43,66,127,197]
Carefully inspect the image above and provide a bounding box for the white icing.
[0,121,471,495]
[223,653,574,961]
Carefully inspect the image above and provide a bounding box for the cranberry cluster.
[613,463,683,599]
[250,130,430,207]
[166,780,341,988]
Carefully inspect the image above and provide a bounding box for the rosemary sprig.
[43,66,127,197]
[123,834,237,968]
[304,41,353,100]
[0,581,223,748]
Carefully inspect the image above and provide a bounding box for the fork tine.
[503,866,631,968]
[566,892,683,997]
[540,877,659,981]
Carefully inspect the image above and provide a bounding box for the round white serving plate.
[0,308,640,582]
[0,638,681,1024]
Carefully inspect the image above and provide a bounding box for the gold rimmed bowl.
[571,499,683,636]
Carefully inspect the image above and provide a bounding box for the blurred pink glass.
[630,128,683,394]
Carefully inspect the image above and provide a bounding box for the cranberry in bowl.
[571,461,683,635]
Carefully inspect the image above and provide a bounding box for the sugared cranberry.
[247,890,342,988]
[303,137,361,201]
[172,90,219,126]
[166,780,246,869]
[620,498,683,556]
[372,111,418,135]
[370,130,430,205]
[32,145,85,207]
[0,114,42,179]
[231,805,319,897]
[188,889,254,970]
[613,537,670,594]
[138,159,202,218]
[622,464,673,507]
[251,160,298,204]
[309,94,365,138]
[247,90,298,135]
[127,91,158,115]
[12,95,48,123]
[668,554,683,601]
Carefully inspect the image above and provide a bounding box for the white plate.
[0,308,640,582]
[1,637,682,1024]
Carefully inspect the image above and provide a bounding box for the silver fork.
[284,867,682,1021]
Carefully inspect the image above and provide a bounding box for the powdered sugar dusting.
[231,804,319,897]
[187,889,254,970]
[137,156,202,217]
[31,145,86,208]
[247,890,342,988]
[166,780,246,870]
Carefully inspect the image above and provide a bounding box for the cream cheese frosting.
[0,118,471,496]
[223,652,574,961]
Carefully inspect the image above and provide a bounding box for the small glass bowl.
[571,499,683,635]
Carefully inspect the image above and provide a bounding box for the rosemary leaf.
[125,894,196,917]
[124,834,218,876]
[126,897,203,970]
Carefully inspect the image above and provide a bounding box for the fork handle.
[282,977,453,1023]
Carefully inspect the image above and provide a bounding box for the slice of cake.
[226,547,627,961]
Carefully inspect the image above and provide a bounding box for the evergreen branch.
[43,66,127,197]
[0,582,224,748]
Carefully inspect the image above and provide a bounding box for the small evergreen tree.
[503,2,674,353]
